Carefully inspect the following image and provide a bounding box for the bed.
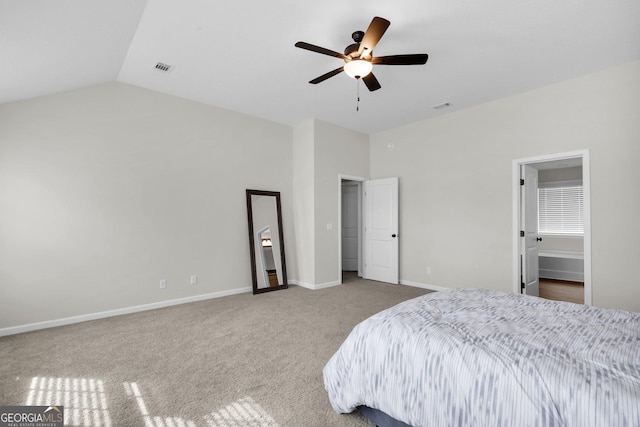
[323,288,640,427]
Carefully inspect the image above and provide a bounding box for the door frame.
[338,174,368,284]
[512,149,592,305]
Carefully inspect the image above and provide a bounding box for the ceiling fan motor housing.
[344,43,361,58]
[345,31,366,59]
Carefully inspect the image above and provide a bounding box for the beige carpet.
[0,276,431,426]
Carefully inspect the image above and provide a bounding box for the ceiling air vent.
[154,62,173,72]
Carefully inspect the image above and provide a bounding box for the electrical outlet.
[190,275,197,285]
[426,266,432,275]
[159,279,167,289]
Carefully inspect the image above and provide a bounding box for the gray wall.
[370,60,640,311]
[313,120,369,286]
[292,120,316,287]
[0,82,294,329]
[292,119,369,288]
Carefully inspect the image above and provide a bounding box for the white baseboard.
[540,269,584,282]
[293,278,446,292]
[400,279,448,292]
[1,279,443,337]
[289,279,341,290]
[0,287,252,337]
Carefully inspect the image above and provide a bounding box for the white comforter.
[323,288,640,427]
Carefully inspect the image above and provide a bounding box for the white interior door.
[363,177,399,284]
[521,165,540,296]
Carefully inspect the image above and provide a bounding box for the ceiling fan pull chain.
[356,78,361,112]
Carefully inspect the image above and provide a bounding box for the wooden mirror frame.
[246,189,288,294]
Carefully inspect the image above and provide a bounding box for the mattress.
[323,288,640,427]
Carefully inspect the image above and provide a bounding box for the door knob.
[536,237,543,241]
[391,234,397,238]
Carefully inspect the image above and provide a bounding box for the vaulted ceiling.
[2,0,639,133]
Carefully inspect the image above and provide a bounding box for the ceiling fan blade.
[309,66,345,84]
[362,73,381,92]
[372,54,429,65]
[358,17,390,58]
[295,41,348,60]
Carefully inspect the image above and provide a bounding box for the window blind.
[538,184,584,235]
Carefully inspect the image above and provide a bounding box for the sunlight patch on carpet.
[204,396,280,427]
[23,377,279,427]
[122,382,278,427]
[124,382,197,427]
[25,376,112,426]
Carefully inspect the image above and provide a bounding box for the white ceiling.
[2,0,639,134]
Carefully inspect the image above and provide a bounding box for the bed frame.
[358,406,411,427]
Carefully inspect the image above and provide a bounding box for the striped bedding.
[323,288,640,427]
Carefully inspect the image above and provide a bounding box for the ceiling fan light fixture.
[295,16,428,92]
[343,60,373,79]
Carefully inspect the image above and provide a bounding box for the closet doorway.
[339,176,365,283]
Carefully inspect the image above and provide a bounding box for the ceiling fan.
[295,16,428,92]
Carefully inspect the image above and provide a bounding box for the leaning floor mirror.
[246,189,288,294]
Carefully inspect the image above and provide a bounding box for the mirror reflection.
[246,190,288,294]
[258,226,278,287]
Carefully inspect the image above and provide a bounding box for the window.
[538,181,584,235]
